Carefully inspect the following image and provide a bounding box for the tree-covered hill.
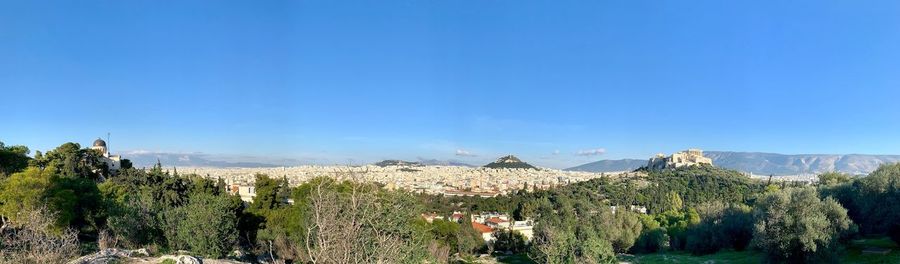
[483,155,537,170]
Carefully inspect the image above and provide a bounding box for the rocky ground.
[68,248,252,264]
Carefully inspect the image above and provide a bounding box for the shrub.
[752,187,853,263]
[889,223,900,245]
[162,193,239,258]
[0,206,79,264]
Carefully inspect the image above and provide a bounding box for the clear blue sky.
[3,1,900,168]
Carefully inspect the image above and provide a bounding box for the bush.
[843,163,900,235]
[752,187,853,263]
[529,226,616,264]
[685,223,720,255]
[162,193,239,258]
[492,229,527,253]
[0,206,79,264]
[684,202,753,255]
[632,228,668,254]
[889,223,900,246]
[105,194,160,248]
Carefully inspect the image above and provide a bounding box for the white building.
[510,220,535,241]
[91,138,121,173]
[470,212,535,242]
[238,186,256,203]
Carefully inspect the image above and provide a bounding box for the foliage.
[296,177,433,263]
[0,167,54,225]
[248,174,290,213]
[492,229,528,253]
[598,211,642,253]
[161,193,240,258]
[100,162,247,255]
[528,225,616,264]
[836,163,900,235]
[652,209,700,251]
[103,195,158,249]
[0,167,103,234]
[684,202,753,255]
[456,216,486,255]
[642,166,762,214]
[0,141,30,177]
[890,223,900,246]
[752,187,853,263]
[818,172,853,186]
[31,142,107,180]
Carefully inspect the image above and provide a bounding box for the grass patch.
[496,253,537,264]
[620,236,900,264]
[842,236,900,264]
[619,250,763,264]
[490,237,900,264]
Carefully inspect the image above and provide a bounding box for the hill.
[565,151,900,175]
[483,155,537,170]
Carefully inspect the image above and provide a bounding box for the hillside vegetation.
[3,140,900,263]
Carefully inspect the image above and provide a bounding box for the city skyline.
[4,1,900,168]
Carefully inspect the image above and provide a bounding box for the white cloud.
[125,149,154,155]
[577,148,606,156]
[455,149,477,157]
[552,150,561,155]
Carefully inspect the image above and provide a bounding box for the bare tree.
[301,171,428,264]
[0,216,9,234]
[0,206,79,264]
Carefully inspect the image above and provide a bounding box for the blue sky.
[3,1,900,168]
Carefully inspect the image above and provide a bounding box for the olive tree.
[752,187,853,263]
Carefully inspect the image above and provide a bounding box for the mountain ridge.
[565,151,900,175]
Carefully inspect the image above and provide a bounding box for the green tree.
[666,192,684,212]
[492,229,527,253]
[752,187,853,263]
[529,226,616,264]
[0,166,102,233]
[0,167,53,225]
[598,210,642,253]
[249,174,289,213]
[103,191,160,248]
[818,172,852,186]
[456,217,486,256]
[632,215,668,253]
[34,143,107,180]
[0,141,30,177]
[427,219,461,252]
[163,193,239,258]
[685,202,753,255]
[841,163,900,235]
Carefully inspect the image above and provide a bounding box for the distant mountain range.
[566,151,900,175]
[126,152,288,168]
[374,160,424,167]
[565,159,647,172]
[483,155,538,170]
[374,159,475,167]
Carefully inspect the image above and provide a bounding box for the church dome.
[93,138,107,147]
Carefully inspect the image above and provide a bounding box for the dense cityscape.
[179,164,632,198]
